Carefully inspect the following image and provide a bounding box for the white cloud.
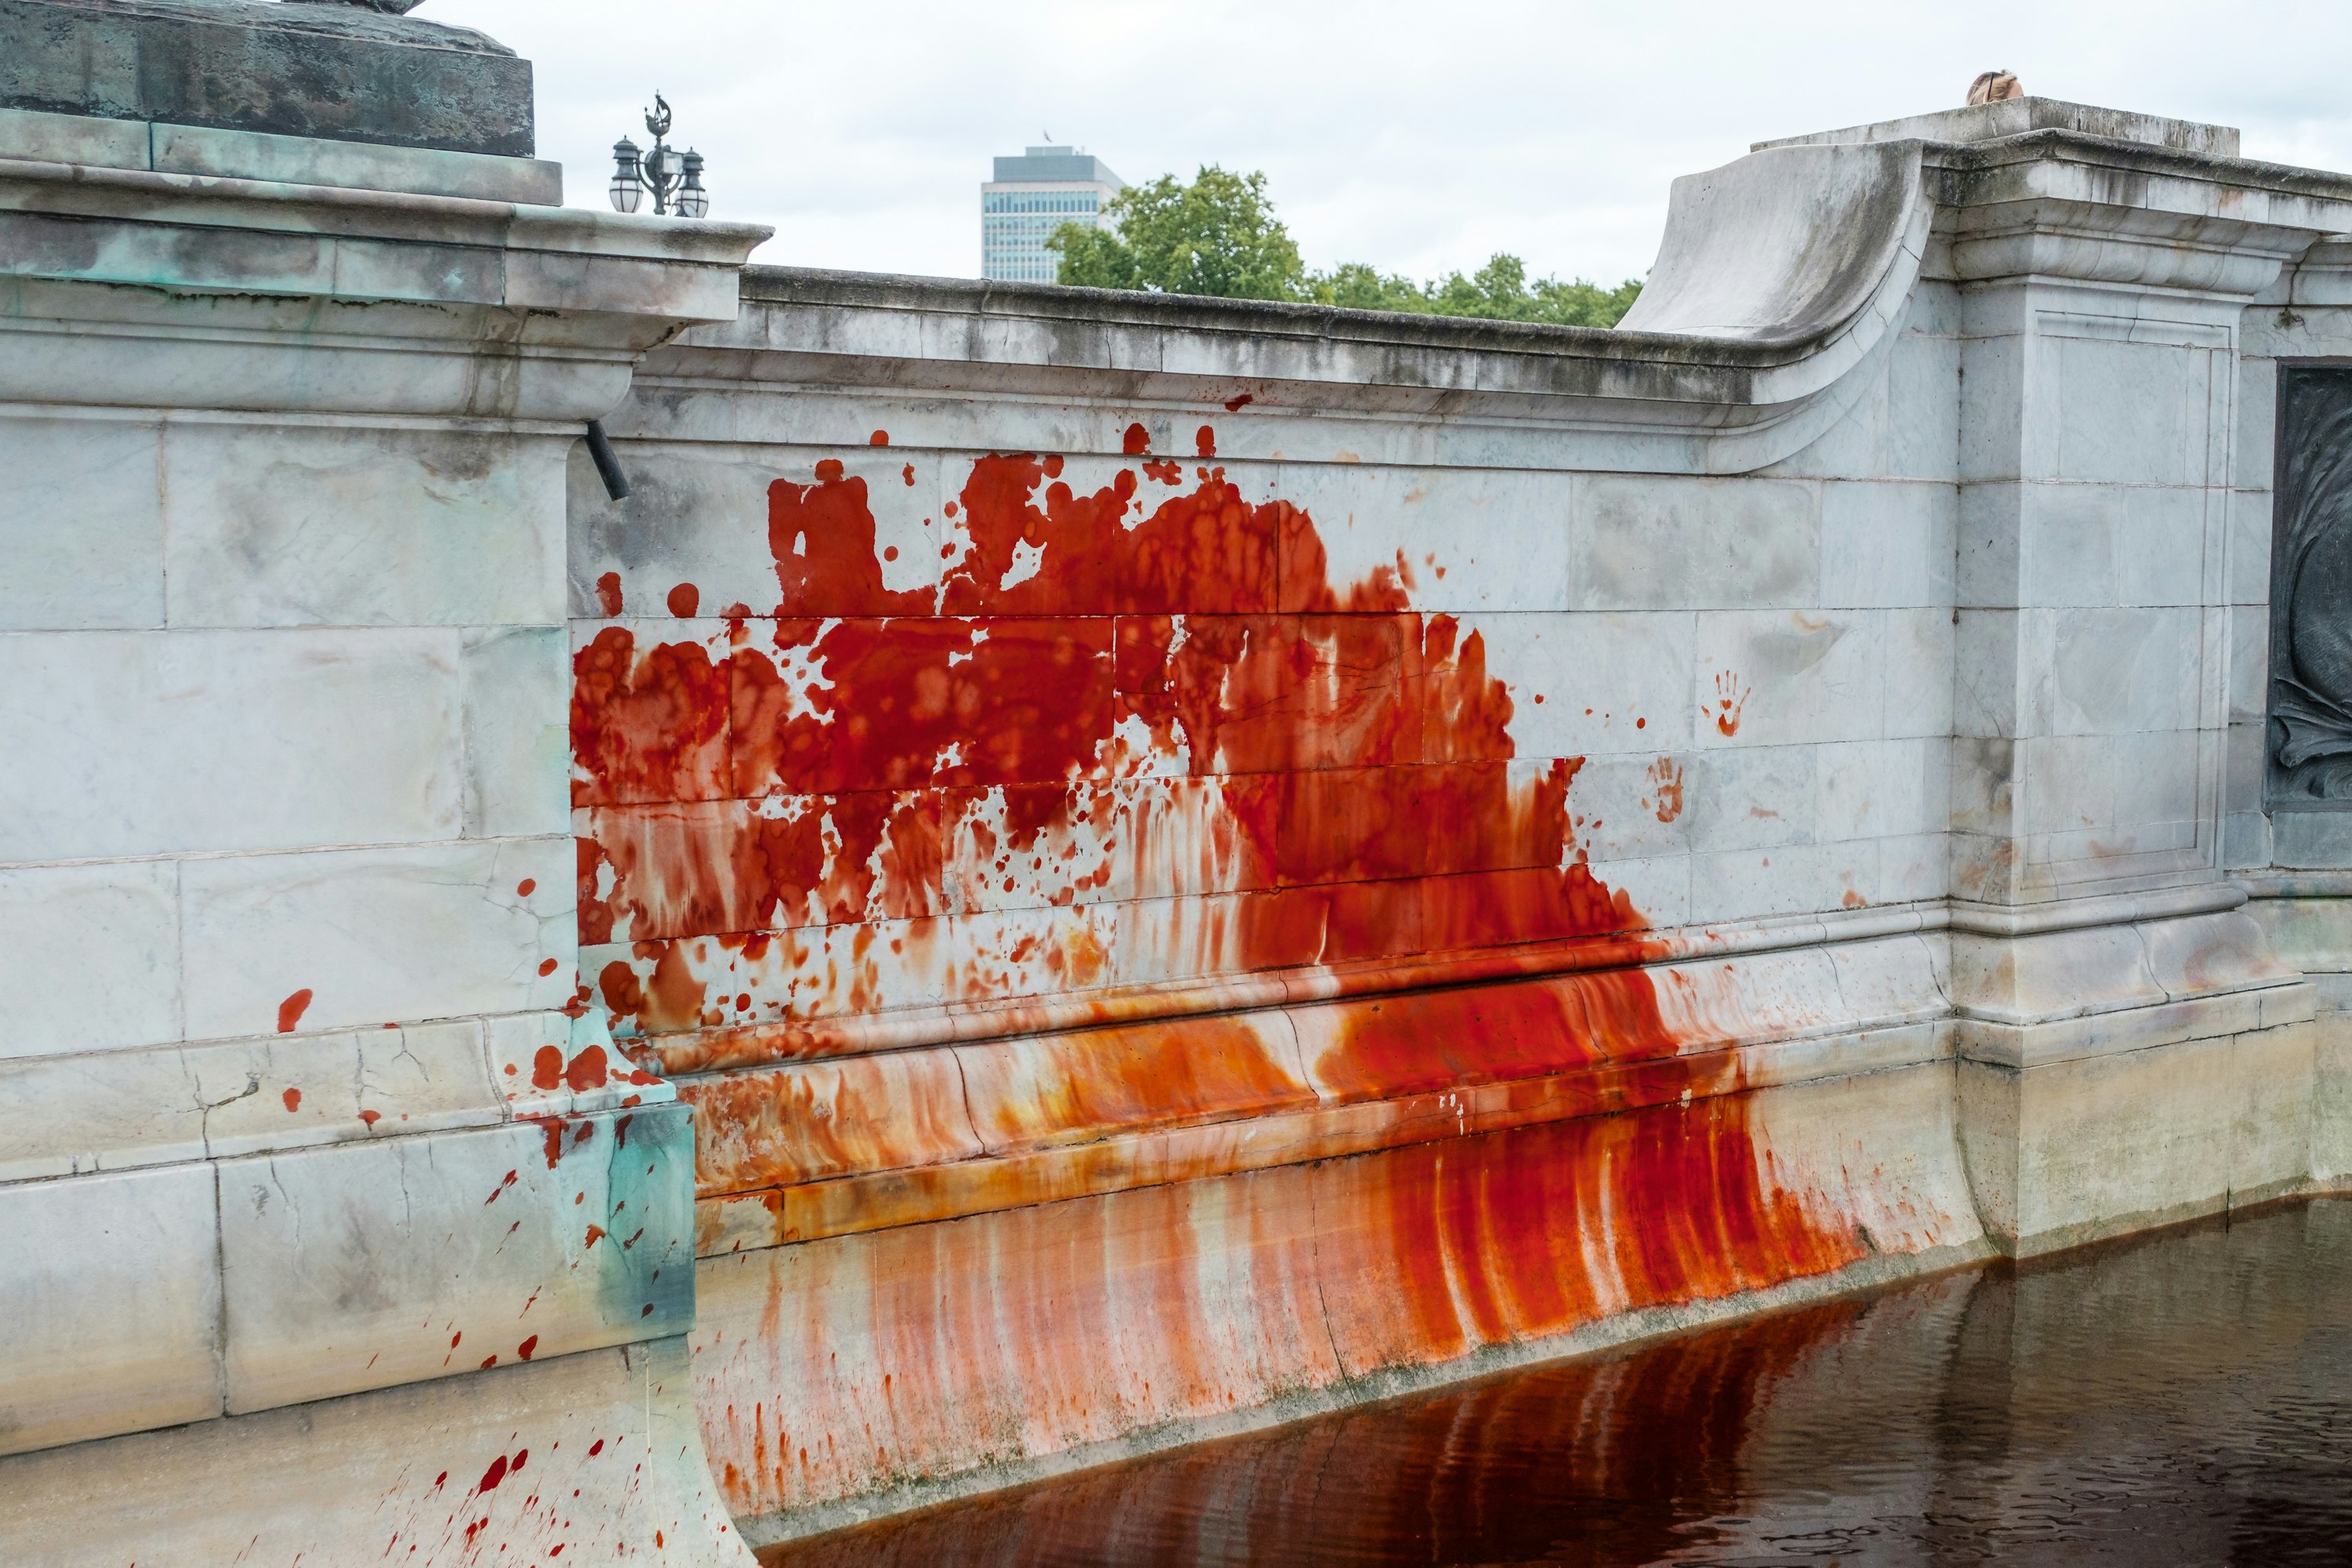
[449,0,2352,286]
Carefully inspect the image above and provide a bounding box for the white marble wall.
[0,113,764,1544]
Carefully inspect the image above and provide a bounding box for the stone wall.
[567,111,2352,1540]
[9,46,2352,1560]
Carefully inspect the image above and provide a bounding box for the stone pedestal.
[0,6,768,1560]
[1920,103,2342,1252]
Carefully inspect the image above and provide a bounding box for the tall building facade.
[982,143,1124,283]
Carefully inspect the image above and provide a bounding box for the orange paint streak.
[697,1049,1864,1523]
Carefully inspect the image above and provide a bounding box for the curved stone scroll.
[1613,140,1933,466]
[1618,140,1926,348]
[2269,366,2352,803]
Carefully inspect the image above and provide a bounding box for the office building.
[982,143,1124,282]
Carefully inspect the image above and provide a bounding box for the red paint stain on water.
[277,989,313,1033]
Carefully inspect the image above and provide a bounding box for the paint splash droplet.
[277,989,313,1033]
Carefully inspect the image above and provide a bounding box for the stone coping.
[1758,95,2239,159]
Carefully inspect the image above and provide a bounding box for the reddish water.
[758,1199,2352,1566]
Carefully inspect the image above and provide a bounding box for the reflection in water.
[760,1198,2352,1566]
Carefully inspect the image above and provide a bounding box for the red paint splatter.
[480,1354,497,1370]
[517,878,537,897]
[281,1087,302,1113]
[1224,393,1254,412]
[358,1109,381,1127]
[870,430,890,446]
[575,444,1643,1048]
[590,1439,605,1457]
[1196,424,1216,458]
[532,1046,565,1091]
[594,572,623,617]
[477,1456,509,1493]
[277,989,313,1033]
[586,1224,607,1248]
[667,583,701,617]
[564,1045,609,1092]
[534,1117,567,1168]
[902,463,915,486]
[1121,423,1150,455]
[539,957,561,977]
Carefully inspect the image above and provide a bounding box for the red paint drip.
[477,1455,508,1493]
[277,989,313,1033]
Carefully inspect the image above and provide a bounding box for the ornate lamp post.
[608,93,710,218]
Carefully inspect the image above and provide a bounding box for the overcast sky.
[450,0,2352,289]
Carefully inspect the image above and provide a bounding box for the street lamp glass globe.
[608,137,644,213]
[677,150,710,219]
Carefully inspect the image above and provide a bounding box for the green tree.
[1050,165,1640,327]
[1049,165,1305,301]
